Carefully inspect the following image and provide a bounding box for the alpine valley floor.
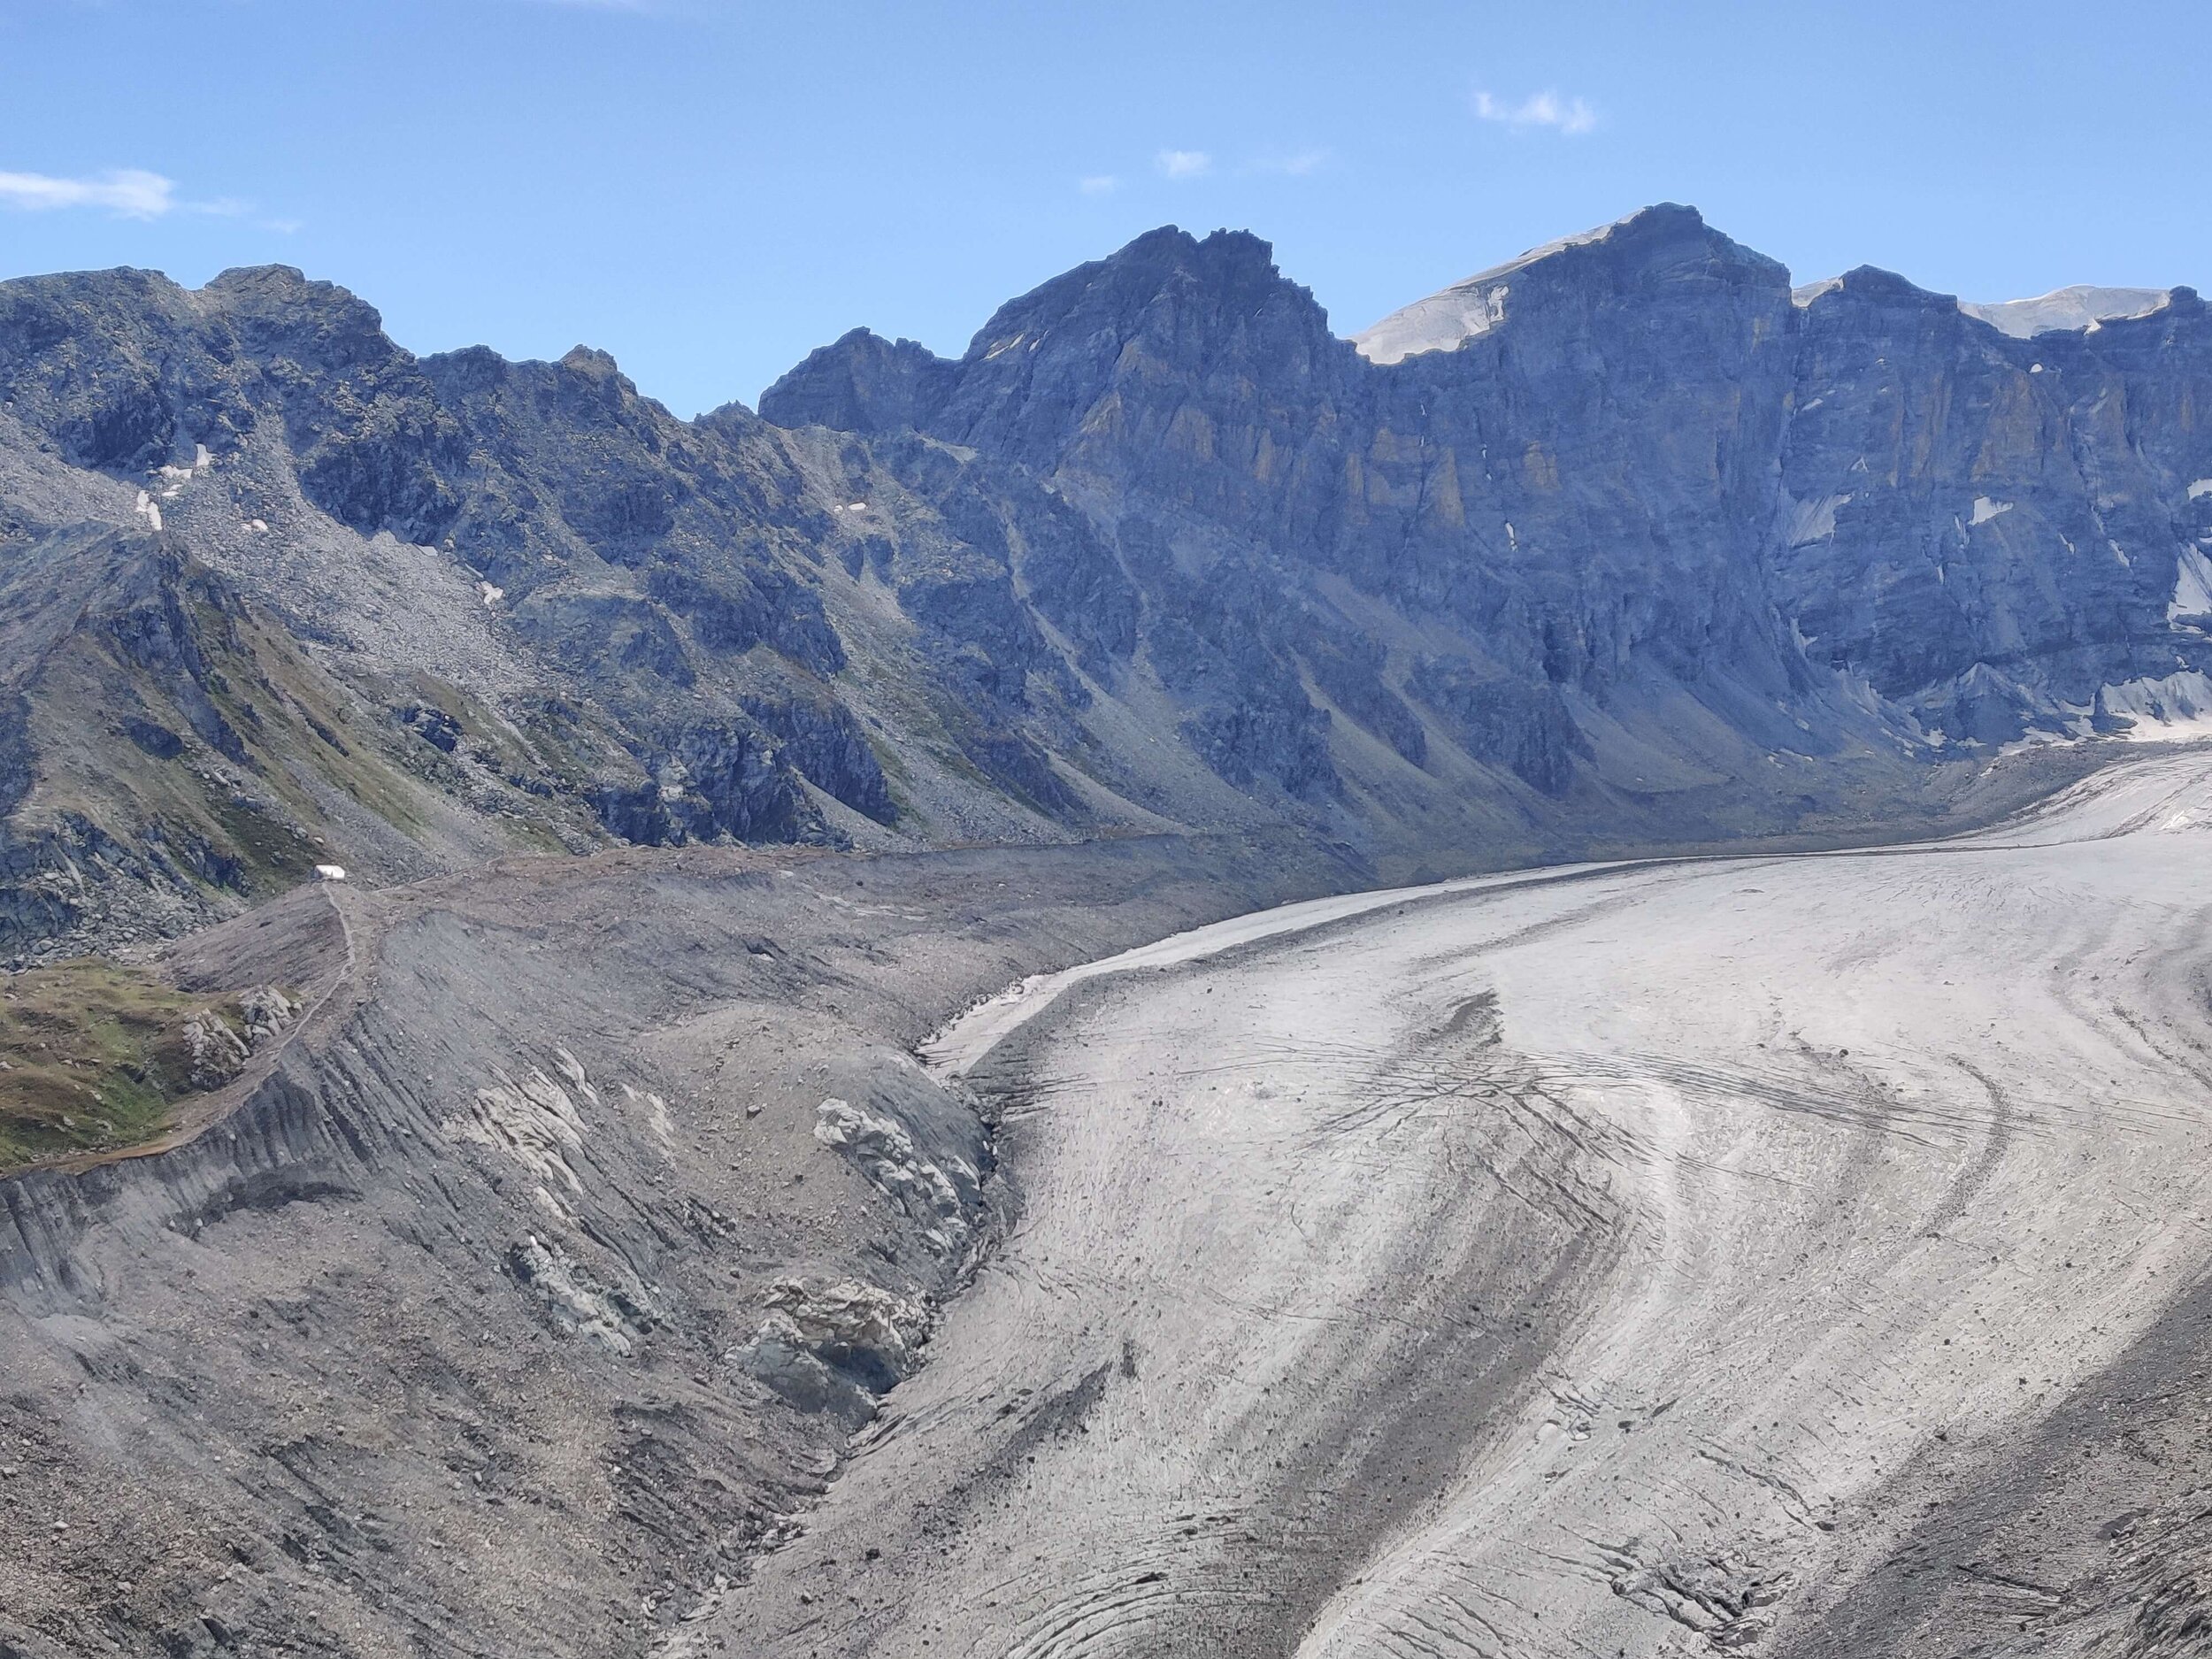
[699,744,2212,1658]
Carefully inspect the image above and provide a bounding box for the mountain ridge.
[2,206,2208,961]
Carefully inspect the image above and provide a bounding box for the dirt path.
[699,748,2212,1657]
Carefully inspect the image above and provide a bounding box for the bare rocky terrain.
[8,202,2212,1655]
[0,831,1369,1657]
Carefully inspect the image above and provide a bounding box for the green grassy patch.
[0,962,255,1172]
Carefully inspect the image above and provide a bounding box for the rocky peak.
[0,265,201,337]
[557,344,623,377]
[756,326,955,435]
[959,226,1294,361]
[1353,204,1788,365]
[197,264,403,373]
[759,226,1341,459]
[0,268,244,471]
[1786,266,1976,367]
[918,226,1344,472]
[544,343,663,421]
[419,342,511,396]
[1824,265,1958,308]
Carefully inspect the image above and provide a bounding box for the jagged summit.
[941,225,1316,403]
[763,222,1340,472]
[757,228,1299,435]
[757,326,953,434]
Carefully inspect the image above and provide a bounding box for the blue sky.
[2,0,2204,416]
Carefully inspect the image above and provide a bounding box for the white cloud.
[1079,174,1119,196]
[1472,89,1598,135]
[1156,149,1212,180]
[0,167,267,223]
[0,168,178,218]
[1256,148,1332,177]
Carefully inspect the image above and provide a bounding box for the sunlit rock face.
[1774,266,2212,744]
[770,204,2212,757]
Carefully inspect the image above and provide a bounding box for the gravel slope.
[703,745,2212,1656]
[0,833,1361,1659]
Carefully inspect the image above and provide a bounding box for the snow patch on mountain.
[2101,670,2212,741]
[1786,491,1851,546]
[2170,546,2212,622]
[1352,280,1512,365]
[1350,210,1655,364]
[1960,285,2173,338]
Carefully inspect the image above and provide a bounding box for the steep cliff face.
[764,210,1882,809]
[1775,268,2212,741]
[1347,207,1801,693]
[767,204,2212,760]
